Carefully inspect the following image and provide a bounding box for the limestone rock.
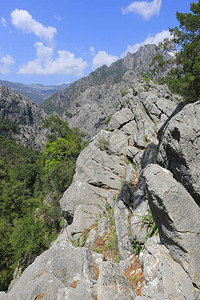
[0,86,47,151]
[97,261,136,300]
[131,201,149,244]
[114,198,132,259]
[143,164,200,288]
[139,236,196,300]
[6,239,103,300]
[108,108,134,131]
[157,101,200,205]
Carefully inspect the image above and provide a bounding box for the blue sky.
[0,0,193,85]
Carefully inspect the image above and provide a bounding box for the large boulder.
[143,164,200,289]
[6,236,103,300]
[157,101,200,205]
[138,236,196,300]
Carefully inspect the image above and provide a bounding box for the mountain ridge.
[41,44,171,115]
[0,80,71,105]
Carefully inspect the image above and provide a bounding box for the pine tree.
[150,1,200,103]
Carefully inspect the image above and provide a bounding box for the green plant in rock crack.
[104,115,112,125]
[97,135,110,151]
[102,204,119,256]
[73,232,87,247]
[141,208,158,239]
[131,206,158,255]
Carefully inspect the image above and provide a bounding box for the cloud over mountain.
[122,0,162,20]
[92,51,118,70]
[18,42,87,76]
[121,29,171,56]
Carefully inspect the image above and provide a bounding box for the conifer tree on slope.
[150,1,200,103]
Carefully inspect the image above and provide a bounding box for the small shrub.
[104,115,112,125]
[131,207,158,255]
[98,135,110,151]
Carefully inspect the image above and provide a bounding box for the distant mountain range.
[0,80,71,104]
[41,44,171,115]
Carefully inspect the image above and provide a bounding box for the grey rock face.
[130,201,149,244]
[6,238,103,300]
[97,261,136,300]
[108,108,134,131]
[42,44,172,116]
[139,236,196,300]
[117,181,133,207]
[114,197,133,259]
[157,101,200,205]
[5,79,197,299]
[60,130,129,241]
[0,86,48,151]
[143,164,200,288]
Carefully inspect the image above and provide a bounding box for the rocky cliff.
[0,86,48,151]
[2,80,199,300]
[41,44,171,116]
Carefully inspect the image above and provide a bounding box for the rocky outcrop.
[4,81,200,299]
[143,164,200,289]
[137,236,196,300]
[0,86,48,150]
[157,101,200,205]
[41,44,172,117]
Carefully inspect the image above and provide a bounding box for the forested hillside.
[0,116,86,290]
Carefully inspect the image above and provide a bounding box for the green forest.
[0,115,86,291]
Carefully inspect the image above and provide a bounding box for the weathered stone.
[108,108,134,131]
[97,261,136,300]
[157,101,200,205]
[109,129,128,155]
[0,292,10,300]
[7,239,103,300]
[125,163,137,183]
[126,146,143,166]
[98,216,110,237]
[131,201,149,244]
[114,198,132,259]
[121,120,138,136]
[143,164,200,288]
[139,236,196,300]
[60,181,105,217]
[69,204,102,237]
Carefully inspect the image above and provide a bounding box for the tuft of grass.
[97,135,110,151]
[104,115,112,125]
[131,207,158,255]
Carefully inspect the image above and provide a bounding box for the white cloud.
[122,0,162,20]
[18,42,87,76]
[11,9,57,43]
[0,54,15,74]
[92,51,118,70]
[1,17,7,27]
[121,29,171,57]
